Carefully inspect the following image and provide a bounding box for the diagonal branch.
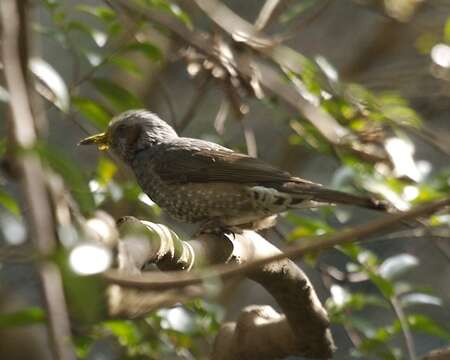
[106,218,335,358]
[103,197,450,290]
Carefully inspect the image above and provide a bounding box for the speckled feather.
[105,110,385,230]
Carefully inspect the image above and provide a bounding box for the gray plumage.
[86,109,386,230]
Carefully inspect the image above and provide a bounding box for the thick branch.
[106,219,335,358]
[103,197,450,289]
[213,230,335,359]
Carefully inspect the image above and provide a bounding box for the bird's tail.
[285,182,388,211]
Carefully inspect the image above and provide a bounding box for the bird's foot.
[194,220,243,238]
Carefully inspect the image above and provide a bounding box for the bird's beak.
[78,132,110,151]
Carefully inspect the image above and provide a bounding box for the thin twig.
[240,119,258,157]
[154,76,178,128]
[103,197,450,290]
[177,75,212,133]
[390,296,417,360]
[254,0,282,31]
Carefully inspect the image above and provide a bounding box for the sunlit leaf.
[144,0,192,29]
[400,293,442,308]
[369,273,395,298]
[102,320,148,356]
[30,58,70,112]
[72,96,111,130]
[407,314,450,340]
[444,17,450,44]
[124,42,162,62]
[0,307,45,329]
[110,56,142,77]
[42,0,59,11]
[97,157,117,186]
[378,254,419,280]
[91,78,143,111]
[76,5,116,23]
[0,188,20,216]
[287,214,333,240]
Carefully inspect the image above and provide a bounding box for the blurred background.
[1,0,450,359]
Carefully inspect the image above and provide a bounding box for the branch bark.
[105,218,335,359]
[103,197,450,290]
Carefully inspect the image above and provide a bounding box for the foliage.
[1,1,449,359]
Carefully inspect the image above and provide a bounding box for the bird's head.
[78,110,178,162]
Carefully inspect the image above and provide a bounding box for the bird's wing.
[153,140,386,210]
[153,140,315,186]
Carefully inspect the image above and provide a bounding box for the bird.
[79,109,386,232]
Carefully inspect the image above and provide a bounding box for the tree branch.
[105,218,335,358]
[1,1,76,359]
[103,197,450,290]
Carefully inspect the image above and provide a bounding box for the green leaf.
[144,0,192,29]
[72,96,111,130]
[97,157,117,186]
[378,254,419,280]
[0,188,20,216]
[110,56,142,77]
[369,273,395,298]
[90,78,143,111]
[444,17,450,44]
[36,144,95,214]
[124,42,162,62]
[287,214,333,240]
[30,58,70,112]
[0,307,45,329]
[102,320,143,352]
[42,0,60,11]
[407,314,450,340]
[76,5,116,23]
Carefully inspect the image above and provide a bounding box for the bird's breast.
[131,162,259,222]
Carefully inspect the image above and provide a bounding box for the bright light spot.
[321,90,333,100]
[30,58,70,112]
[385,137,421,182]
[170,3,182,16]
[364,179,410,210]
[417,160,432,178]
[89,180,100,192]
[85,52,102,67]
[86,218,113,243]
[158,307,193,332]
[379,254,419,280]
[187,62,201,77]
[69,243,112,275]
[316,55,338,82]
[330,285,349,307]
[91,30,107,47]
[290,75,319,106]
[138,193,155,206]
[403,185,419,201]
[401,293,442,307]
[0,214,26,245]
[431,43,450,68]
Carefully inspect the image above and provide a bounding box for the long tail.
[284,182,387,211]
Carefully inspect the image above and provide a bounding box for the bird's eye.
[116,124,126,132]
